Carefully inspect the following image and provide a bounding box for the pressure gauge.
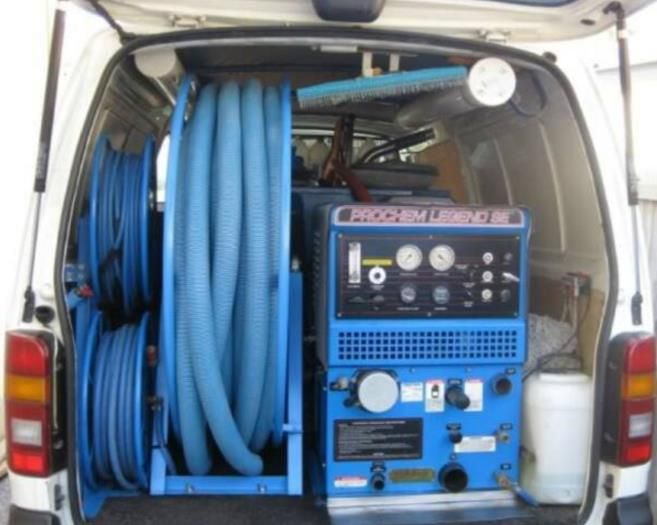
[396,244,423,272]
[432,285,451,305]
[429,245,456,272]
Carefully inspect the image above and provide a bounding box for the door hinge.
[169,15,207,29]
[479,30,509,44]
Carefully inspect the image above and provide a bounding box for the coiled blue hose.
[169,79,289,476]
[162,75,194,440]
[88,136,154,316]
[80,312,151,490]
[233,79,271,446]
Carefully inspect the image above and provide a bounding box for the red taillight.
[619,398,654,465]
[624,336,656,374]
[602,333,656,467]
[5,332,52,477]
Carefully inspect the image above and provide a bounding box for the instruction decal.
[464,378,484,412]
[334,419,423,461]
[401,382,424,402]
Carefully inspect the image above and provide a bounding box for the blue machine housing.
[315,204,531,498]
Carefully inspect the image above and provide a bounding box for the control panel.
[337,235,521,318]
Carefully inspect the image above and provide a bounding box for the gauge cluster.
[336,234,521,318]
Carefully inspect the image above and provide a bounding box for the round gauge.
[432,285,451,305]
[429,245,456,272]
[399,284,417,305]
[396,244,423,272]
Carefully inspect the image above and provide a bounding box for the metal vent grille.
[334,327,523,365]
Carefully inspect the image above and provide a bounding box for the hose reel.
[164,76,291,476]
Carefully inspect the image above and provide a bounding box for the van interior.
[61,33,608,524]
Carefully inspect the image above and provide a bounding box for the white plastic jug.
[521,372,593,504]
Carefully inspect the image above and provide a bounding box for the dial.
[399,285,417,304]
[396,244,423,272]
[432,285,451,305]
[429,245,456,272]
[481,288,493,302]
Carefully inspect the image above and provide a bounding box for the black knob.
[449,431,463,444]
[445,385,470,410]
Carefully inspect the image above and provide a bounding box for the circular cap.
[468,57,517,107]
[357,371,399,413]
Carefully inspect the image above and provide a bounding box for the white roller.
[395,57,517,129]
[134,48,184,104]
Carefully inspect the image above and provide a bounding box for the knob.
[481,288,493,302]
[399,285,417,304]
[368,266,387,285]
[449,431,463,444]
[445,384,470,410]
[500,288,512,303]
[482,270,494,283]
[356,371,399,413]
[482,252,494,265]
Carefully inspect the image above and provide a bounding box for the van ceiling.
[173,44,456,130]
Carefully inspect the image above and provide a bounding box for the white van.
[5,1,656,524]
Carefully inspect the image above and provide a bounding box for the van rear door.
[81,0,654,41]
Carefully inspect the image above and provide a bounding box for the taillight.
[5,331,53,476]
[602,333,656,467]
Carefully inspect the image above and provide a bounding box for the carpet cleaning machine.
[70,53,532,517]
[313,204,532,498]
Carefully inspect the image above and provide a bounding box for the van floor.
[92,496,579,525]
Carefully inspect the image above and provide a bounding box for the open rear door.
[82,0,655,41]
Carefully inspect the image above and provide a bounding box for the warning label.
[464,378,484,412]
[425,379,444,412]
[334,476,368,488]
[334,419,423,461]
[401,382,424,402]
[454,436,496,453]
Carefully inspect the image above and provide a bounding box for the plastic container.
[521,372,593,504]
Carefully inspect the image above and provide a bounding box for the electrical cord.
[89,135,154,317]
[80,312,151,490]
[523,293,591,381]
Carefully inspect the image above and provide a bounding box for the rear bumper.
[9,506,60,525]
[603,493,653,525]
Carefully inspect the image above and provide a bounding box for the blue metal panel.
[322,364,522,497]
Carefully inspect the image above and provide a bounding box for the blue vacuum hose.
[168,79,290,476]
